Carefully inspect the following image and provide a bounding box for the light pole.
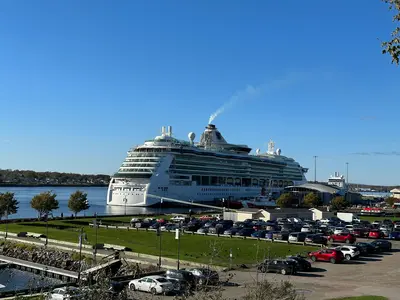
[123,197,127,216]
[5,206,8,240]
[176,223,181,270]
[158,198,163,269]
[346,162,349,188]
[45,213,49,246]
[77,227,84,282]
[93,218,98,263]
[313,156,318,183]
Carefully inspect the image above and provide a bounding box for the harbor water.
[0,186,200,219]
[0,267,64,292]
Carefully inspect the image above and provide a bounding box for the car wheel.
[129,284,136,291]
[330,258,336,264]
[281,269,287,275]
[345,239,350,244]
[150,288,157,295]
[329,238,333,242]
[345,254,351,261]
[311,256,317,262]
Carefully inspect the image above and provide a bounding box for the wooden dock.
[0,255,78,282]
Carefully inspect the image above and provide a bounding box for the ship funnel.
[168,126,172,136]
[161,126,166,135]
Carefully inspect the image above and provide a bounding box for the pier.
[0,255,78,282]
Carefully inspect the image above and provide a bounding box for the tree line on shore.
[0,190,91,219]
[0,169,110,186]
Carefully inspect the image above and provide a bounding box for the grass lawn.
[328,296,388,300]
[0,217,317,266]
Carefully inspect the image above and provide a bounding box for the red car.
[308,249,344,264]
[328,233,356,244]
[368,230,384,239]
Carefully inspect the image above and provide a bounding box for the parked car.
[368,230,384,239]
[355,242,377,254]
[305,234,327,245]
[251,230,267,238]
[196,227,209,234]
[352,227,369,238]
[235,228,255,237]
[286,256,312,271]
[301,225,313,233]
[129,276,174,295]
[161,223,179,231]
[308,249,344,264]
[185,268,219,285]
[272,231,289,241]
[165,269,197,291]
[258,259,297,275]
[328,233,356,244]
[171,215,187,222]
[389,231,400,240]
[46,287,82,299]
[335,245,360,260]
[370,240,392,252]
[223,227,239,235]
[333,227,349,234]
[288,232,307,242]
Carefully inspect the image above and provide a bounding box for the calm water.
[0,186,200,219]
[0,267,63,292]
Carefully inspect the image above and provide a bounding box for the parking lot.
[128,238,400,300]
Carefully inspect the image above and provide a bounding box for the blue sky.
[0,0,399,186]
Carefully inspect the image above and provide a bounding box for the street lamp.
[93,218,98,263]
[45,213,49,246]
[123,197,127,216]
[313,156,318,183]
[176,223,181,270]
[77,227,85,282]
[158,198,163,269]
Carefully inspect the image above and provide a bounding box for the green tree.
[276,193,294,208]
[68,190,90,216]
[303,192,322,208]
[0,192,19,219]
[30,191,59,218]
[381,0,400,65]
[330,196,350,211]
[386,196,397,207]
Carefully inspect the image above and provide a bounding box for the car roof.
[142,275,166,280]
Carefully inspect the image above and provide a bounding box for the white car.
[335,246,360,261]
[46,287,82,299]
[170,215,186,222]
[334,227,349,234]
[301,225,312,233]
[129,275,174,295]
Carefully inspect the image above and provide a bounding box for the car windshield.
[156,278,169,283]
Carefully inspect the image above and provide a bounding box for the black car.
[235,228,255,237]
[185,268,219,285]
[286,256,312,271]
[305,234,327,245]
[258,259,297,275]
[370,240,392,252]
[165,269,197,291]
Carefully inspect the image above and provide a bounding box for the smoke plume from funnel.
[207,72,305,124]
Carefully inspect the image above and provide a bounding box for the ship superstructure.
[107,124,308,207]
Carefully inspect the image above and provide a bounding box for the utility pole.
[93,218,98,263]
[78,227,84,282]
[45,213,49,247]
[176,224,181,270]
[158,198,163,269]
[346,162,349,188]
[5,206,8,240]
[313,156,318,183]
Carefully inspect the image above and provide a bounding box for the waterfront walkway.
[0,255,78,279]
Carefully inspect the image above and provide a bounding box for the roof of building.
[265,208,312,214]
[390,188,400,193]
[309,207,334,213]
[237,208,266,213]
[284,183,342,194]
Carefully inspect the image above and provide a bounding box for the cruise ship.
[107,124,308,207]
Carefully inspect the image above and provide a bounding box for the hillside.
[0,169,110,186]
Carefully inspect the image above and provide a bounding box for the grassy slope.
[0,217,316,266]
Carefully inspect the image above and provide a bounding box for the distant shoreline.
[0,184,108,188]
